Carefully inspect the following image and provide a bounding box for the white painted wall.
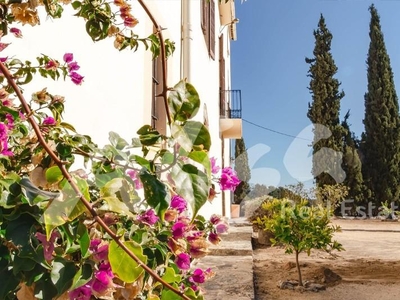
[3,0,236,218]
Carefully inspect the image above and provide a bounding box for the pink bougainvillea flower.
[0,42,10,52]
[63,53,74,63]
[215,222,229,234]
[171,221,188,239]
[170,195,187,213]
[137,209,159,226]
[91,262,115,295]
[90,239,109,262]
[188,237,209,259]
[5,114,14,129]
[126,169,143,189]
[0,139,13,156]
[0,123,7,140]
[219,167,240,191]
[10,27,22,38]
[68,284,92,300]
[175,252,191,270]
[210,157,220,174]
[209,214,222,225]
[208,232,221,245]
[35,230,60,261]
[67,61,80,72]
[0,57,7,63]
[124,16,139,28]
[42,116,56,126]
[45,60,59,70]
[69,71,84,85]
[190,268,206,284]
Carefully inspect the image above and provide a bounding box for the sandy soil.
[253,219,400,300]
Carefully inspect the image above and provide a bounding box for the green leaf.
[161,267,181,283]
[0,269,19,299]
[45,166,63,184]
[188,151,211,176]
[171,121,211,152]
[136,125,161,146]
[108,240,147,283]
[109,131,128,150]
[50,257,76,296]
[43,177,89,239]
[139,169,169,219]
[171,163,209,217]
[60,122,77,132]
[168,80,200,122]
[99,196,134,217]
[70,263,92,291]
[77,223,90,258]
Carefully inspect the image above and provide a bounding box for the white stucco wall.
[3,0,235,218]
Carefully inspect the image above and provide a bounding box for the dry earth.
[253,218,400,300]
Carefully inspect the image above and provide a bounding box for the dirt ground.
[253,218,400,300]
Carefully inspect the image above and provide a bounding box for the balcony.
[219,89,243,139]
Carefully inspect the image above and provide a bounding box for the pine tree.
[306,14,345,188]
[361,4,400,207]
[341,111,364,203]
[233,138,251,204]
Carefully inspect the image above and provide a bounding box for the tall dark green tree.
[341,111,364,203]
[233,138,251,204]
[306,14,345,188]
[361,4,400,207]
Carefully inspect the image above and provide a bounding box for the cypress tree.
[306,14,345,188]
[233,138,251,204]
[341,111,364,203]
[361,4,400,208]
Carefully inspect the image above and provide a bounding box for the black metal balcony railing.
[220,89,242,119]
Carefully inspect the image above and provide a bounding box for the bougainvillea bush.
[0,1,240,299]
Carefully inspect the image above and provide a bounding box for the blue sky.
[231,0,400,188]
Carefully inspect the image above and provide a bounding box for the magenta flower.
[126,169,143,189]
[0,57,7,63]
[170,195,187,213]
[35,230,60,261]
[63,53,74,63]
[215,222,229,234]
[210,157,220,174]
[209,214,222,225]
[90,239,109,261]
[42,116,56,126]
[190,268,206,284]
[68,61,80,72]
[0,140,13,156]
[5,114,14,129]
[69,71,84,85]
[91,262,114,294]
[10,27,22,38]
[137,209,159,226]
[219,167,240,191]
[0,123,7,141]
[172,221,187,239]
[208,232,221,245]
[68,284,92,300]
[175,252,191,270]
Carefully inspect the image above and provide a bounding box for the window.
[201,0,215,59]
[151,53,166,135]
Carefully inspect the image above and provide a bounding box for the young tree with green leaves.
[306,14,345,188]
[361,4,400,208]
[233,138,251,204]
[255,199,343,286]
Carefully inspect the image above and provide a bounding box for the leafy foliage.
[255,198,343,286]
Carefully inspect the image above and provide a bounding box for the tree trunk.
[295,250,303,286]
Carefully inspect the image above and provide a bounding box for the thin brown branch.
[0,62,189,300]
[138,0,172,127]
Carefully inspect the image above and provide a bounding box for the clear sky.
[231,0,400,188]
